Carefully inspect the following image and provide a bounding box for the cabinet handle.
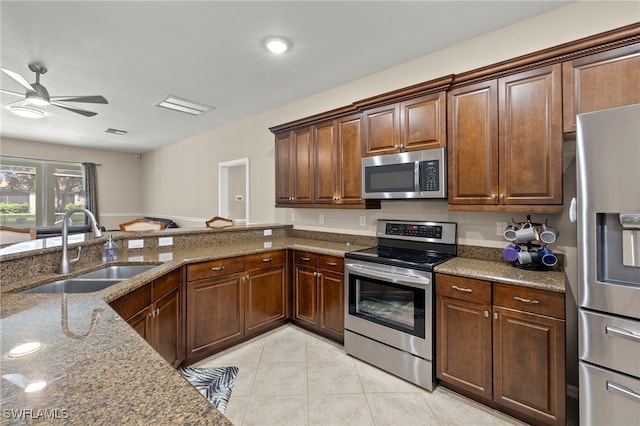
[211,265,225,271]
[300,257,311,261]
[149,311,155,318]
[493,312,498,320]
[606,325,640,343]
[513,296,540,304]
[484,310,489,317]
[491,194,497,200]
[452,285,473,293]
[499,193,505,200]
[326,261,338,266]
[262,258,273,262]
[155,308,159,317]
[606,381,640,402]
[246,274,250,281]
[399,144,404,149]
[394,144,398,149]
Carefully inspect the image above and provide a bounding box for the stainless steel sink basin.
[21,264,158,294]
[75,265,156,280]
[22,279,124,294]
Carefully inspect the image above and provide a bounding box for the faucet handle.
[70,246,82,265]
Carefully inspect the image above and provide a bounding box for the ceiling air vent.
[105,128,128,135]
[156,95,214,116]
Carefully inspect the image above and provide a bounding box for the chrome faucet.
[59,208,103,274]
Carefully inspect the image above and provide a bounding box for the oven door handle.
[345,263,430,288]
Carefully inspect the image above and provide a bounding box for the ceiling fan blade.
[0,88,26,98]
[0,68,35,93]
[51,101,98,117]
[50,95,108,104]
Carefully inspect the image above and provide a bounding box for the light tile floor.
[194,325,541,426]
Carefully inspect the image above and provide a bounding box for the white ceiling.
[0,1,570,154]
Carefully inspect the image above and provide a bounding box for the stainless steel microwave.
[362,148,446,199]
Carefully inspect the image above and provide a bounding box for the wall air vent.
[105,128,128,135]
[156,95,215,116]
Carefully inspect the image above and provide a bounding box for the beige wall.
[0,137,144,230]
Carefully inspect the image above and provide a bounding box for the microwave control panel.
[419,160,440,192]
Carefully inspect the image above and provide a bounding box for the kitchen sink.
[21,265,158,294]
[75,265,157,280]
[22,279,124,294]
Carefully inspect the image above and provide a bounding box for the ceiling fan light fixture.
[9,106,45,119]
[264,37,290,54]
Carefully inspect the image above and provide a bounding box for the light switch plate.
[159,236,173,247]
[319,214,325,224]
[264,229,272,236]
[359,216,366,226]
[128,239,144,249]
[264,241,272,249]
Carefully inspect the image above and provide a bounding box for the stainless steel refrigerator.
[576,104,640,425]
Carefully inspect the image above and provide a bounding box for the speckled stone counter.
[0,232,368,425]
[435,257,565,293]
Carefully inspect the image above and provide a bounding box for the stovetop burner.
[345,219,457,271]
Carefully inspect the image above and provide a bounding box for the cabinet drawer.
[294,250,318,266]
[436,274,491,304]
[110,283,151,321]
[186,256,245,281]
[245,250,286,270]
[493,283,564,319]
[318,255,344,273]
[152,268,181,301]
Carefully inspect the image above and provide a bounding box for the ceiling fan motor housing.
[26,83,50,105]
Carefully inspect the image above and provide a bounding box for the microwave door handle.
[414,161,421,192]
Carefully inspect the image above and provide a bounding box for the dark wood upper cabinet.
[292,127,314,203]
[563,42,640,133]
[336,114,365,205]
[275,131,293,204]
[362,92,446,156]
[448,64,562,211]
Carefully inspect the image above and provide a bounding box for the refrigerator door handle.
[606,380,640,402]
[605,324,640,343]
[569,197,577,223]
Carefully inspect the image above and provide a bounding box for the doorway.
[218,158,249,224]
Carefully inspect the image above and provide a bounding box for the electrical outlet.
[319,214,325,224]
[264,229,272,236]
[359,216,366,226]
[128,239,144,249]
[291,213,295,222]
[497,222,508,236]
[159,252,173,262]
[158,236,173,247]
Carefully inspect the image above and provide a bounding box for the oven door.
[344,260,432,359]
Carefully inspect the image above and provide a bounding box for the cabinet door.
[435,275,492,399]
[493,306,566,425]
[293,265,318,327]
[498,64,562,205]
[127,308,150,342]
[152,288,181,366]
[363,103,400,156]
[275,131,293,204]
[318,270,344,341]
[245,264,286,334]
[293,127,314,203]
[447,80,499,205]
[563,43,640,132]
[336,114,363,205]
[313,120,338,204]
[400,92,446,151]
[186,273,245,357]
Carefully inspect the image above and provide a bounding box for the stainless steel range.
[344,219,457,391]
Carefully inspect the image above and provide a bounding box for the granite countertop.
[435,257,566,293]
[0,235,565,424]
[0,237,364,425]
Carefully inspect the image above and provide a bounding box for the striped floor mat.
[178,366,239,413]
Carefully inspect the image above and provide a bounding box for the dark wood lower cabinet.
[292,250,344,343]
[436,273,566,425]
[110,268,183,367]
[185,251,288,363]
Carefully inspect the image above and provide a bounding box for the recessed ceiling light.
[9,106,45,119]
[156,95,214,116]
[264,37,290,54]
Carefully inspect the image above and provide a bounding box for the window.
[0,157,85,228]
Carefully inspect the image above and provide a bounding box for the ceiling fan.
[0,63,108,117]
